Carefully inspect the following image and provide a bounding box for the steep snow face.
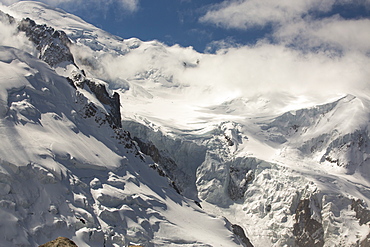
[3,1,370,247]
[0,48,242,247]
[0,17,243,247]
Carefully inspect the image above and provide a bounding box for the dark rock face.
[133,137,185,194]
[361,234,370,247]
[78,91,121,129]
[39,237,78,247]
[320,130,370,173]
[232,224,254,247]
[18,17,74,67]
[134,137,170,165]
[293,199,324,247]
[84,79,121,128]
[360,233,370,247]
[228,166,253,201]
[352,198,370,246]
[17,16,122,128]
[351,199,370,225]
[0,10,15,24]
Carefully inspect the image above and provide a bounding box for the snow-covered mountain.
[1,1,370,246]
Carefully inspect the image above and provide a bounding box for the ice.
[1,1,370,246]
[0,43,241,246]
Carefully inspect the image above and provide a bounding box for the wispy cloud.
[275,16,370,54]
[0,11,36,55]
[199,0,334,30]
[204,37,240,53]
[200,0,370,54]
[0,0,140,13]
[118,0,139,13]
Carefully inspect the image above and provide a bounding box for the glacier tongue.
[1,1,370,247]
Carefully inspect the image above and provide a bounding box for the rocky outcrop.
[16,16,122,128]
[133,137,185,194]
[39,237,78,247]
[77,92,121,129]
[351,199,370,225]
[352,200,370,247]
[228,165,254,201]
[84,79,121,128]
[320,130,370,173]
[231,224,254,247]
[75,78,122,128]
[293,199,324,247]
[18,17,74,67]
[0,10,15,24]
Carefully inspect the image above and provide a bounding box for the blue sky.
[59,0,370,53]
[1,0,370,54]
[64,0,269,52]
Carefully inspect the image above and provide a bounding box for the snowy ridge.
[1,1,370,246]
[0,10,243,247]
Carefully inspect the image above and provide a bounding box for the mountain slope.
[1,1,370,246]
[0,5,244,247]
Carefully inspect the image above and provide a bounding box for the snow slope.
[0,5,244,247]
[0,46,245,247]
[1,1,370,246]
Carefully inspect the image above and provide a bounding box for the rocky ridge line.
[17,16,122,129]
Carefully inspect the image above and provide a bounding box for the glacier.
[0,1,370,246]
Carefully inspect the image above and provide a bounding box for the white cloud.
[0,0,14,5]
[193,2,370,99]
[199,0,335,29]
[0,0,140,13]
[0,8,36,54]
[200,0,370,54]
[73,38,370,108]
[118,0,139,12]
[274,16,370,54]
[204,38,241,53]
[179,43,370,102]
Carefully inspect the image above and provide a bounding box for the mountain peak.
[1,2,370,246]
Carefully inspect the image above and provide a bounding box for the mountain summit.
[1,1,370,246]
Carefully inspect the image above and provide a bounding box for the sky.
[0,0,368,53]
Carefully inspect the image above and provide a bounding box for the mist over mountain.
[0,1,370,246]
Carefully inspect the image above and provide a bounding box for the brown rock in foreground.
[39,237,78,247]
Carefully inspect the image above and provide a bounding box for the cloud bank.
[72,38,370,110]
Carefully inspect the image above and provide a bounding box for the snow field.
[1,1,370,246]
